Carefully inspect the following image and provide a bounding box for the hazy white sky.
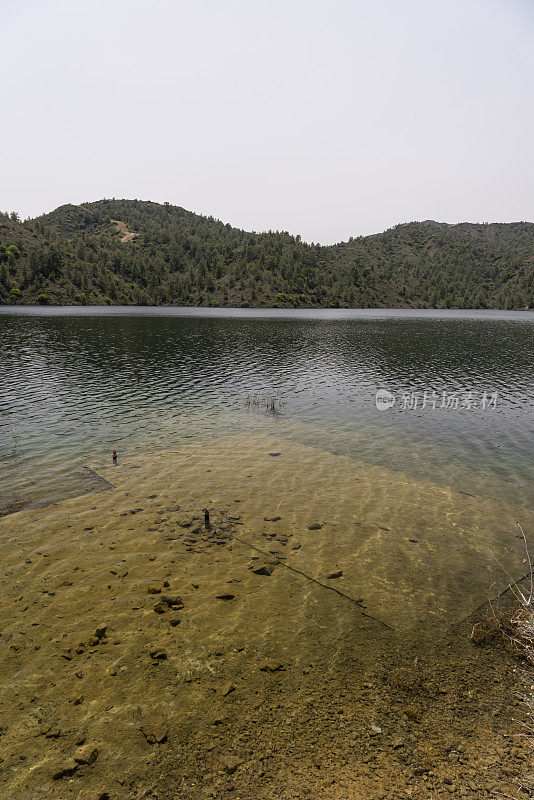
[1,0,533,243]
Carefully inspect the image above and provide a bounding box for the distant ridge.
[1,199,532,308]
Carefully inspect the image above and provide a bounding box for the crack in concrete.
[231,531,394,631]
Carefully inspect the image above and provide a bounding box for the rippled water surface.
[0,307,533,512]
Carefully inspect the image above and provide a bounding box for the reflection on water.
[0,307,533,512]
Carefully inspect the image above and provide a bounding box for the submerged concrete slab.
[88,432,533,631]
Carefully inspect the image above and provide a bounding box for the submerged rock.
[52,761,78,780]
[404,705,422,723]
[370,724,382,735]
[259,660,285,672]
[250,562,275,576]
[161,595,184,609]
[221,755,243,774]
[74,746,99,765]
[42,726,61,739]
[94,624,108,640]
[141,718,168,744]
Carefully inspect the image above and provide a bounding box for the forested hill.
[1,199,533,309]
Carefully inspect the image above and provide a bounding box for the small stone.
[268,452,281,457]
[308,523,322,531]
[52,761,78,780]
[43,726,61,739]
[141,719,168,744]
[250,562,275,576]
[259,660,285,672]
[264,516,281,522]
[221,755,243,774]
[326,570,343,579]
[221,683,236,696]
[147,587,162,594]
[161,595,184,609]
[150,649,167,660]
[74,746,99,765]
[216,593,235,600]
[404,705,422,723]
[94,625,108,640]
[153,601,168,614]
[370,724,382,735]
[169,617,181,627]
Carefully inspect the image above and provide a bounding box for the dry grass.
[489,523,534,799]
[243,392,286,415]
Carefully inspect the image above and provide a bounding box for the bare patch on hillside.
[110,219,139,243]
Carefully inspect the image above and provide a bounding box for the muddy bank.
[0,434,531,799]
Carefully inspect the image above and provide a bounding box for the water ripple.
[0,308,533,511]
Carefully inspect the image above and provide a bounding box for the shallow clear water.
[0,306,533,512]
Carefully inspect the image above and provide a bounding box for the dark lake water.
[0,307,533,513]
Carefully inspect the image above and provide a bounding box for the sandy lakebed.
[0,432,532,800]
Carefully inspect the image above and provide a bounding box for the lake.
[1,306,534,799]
[1,307,533,515]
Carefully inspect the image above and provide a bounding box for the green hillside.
[1,199,533,308]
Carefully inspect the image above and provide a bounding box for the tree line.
[0,200,532,309]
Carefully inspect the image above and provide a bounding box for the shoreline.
[1,304,534,315]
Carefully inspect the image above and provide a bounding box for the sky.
[0,0,533,244]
